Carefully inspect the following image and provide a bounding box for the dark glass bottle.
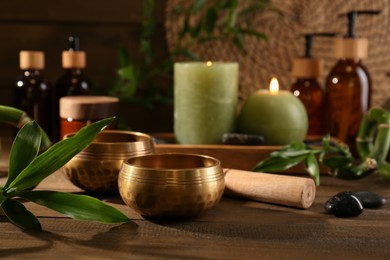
[291,78,325,135]
[324,58,371,144]
[14,51,53,139]
[324,10,379,147]
[53,36,92,140]
[290,33,335,136]
[56,68,92,97]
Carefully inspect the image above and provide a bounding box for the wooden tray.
[153,134,330,174]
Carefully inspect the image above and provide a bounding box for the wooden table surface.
[1,167,390,259]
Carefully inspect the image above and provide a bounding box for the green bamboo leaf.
[334,165,375,180]
[377,162,390,180]
[253,154,307,173]
[1,198,41,230]
[19,191,129,223]
[270,149,312,158]
[4,121,41,189]
[320,156,352,170]
[204,7,218,33]
[5,118,114,194]
[304,152,320,186]
[269,141,315,158]
[284,141,307,151]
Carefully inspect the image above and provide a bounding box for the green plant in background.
[171,0,274,56]
[109,0,276,109]
[253,107,390,186]
[0,117,129,231]
[109,0,172,109]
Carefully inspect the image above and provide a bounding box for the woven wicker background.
[165,0,390,108]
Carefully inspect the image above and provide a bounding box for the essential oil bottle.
[54,36,92,140]
[291,33,335,136]
[324,10,380,145]
[14,50,53,138]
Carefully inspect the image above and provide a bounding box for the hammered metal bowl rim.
[64,130,153,145]
[64,130,155,156]
[121,152,221,172]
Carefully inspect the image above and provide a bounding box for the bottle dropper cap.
[62,36,86,69]
[291,33,335,78]
[334,10,381,59]
[19,51,45,70]
[291,59,323,78]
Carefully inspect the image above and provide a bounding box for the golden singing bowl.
[62,130,155,193]
[118,153,225,219]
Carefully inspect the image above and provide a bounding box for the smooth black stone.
[352,191,387,209]
[222,133,264,145]
[324,192,364,218]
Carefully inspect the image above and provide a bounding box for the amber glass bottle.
[54,36,92,140]
[14,51,53,138]
[325,57,371,144]
[324,10,379,145]
[291,78,324,135]
[290,33,335,135]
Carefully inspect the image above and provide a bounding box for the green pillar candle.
[174,62,239,144]
[238,78,308,145]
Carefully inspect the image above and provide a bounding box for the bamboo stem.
[0,105,52,151]
[336,107,390,179]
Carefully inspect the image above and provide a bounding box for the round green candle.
[174,62,239,144]
[238,78,308,145]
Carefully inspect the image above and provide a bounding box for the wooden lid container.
[291,58,323,78]
[60,96,119,120]
[334,37,368,59]
[19,51,45,70]
[62,51,86,69]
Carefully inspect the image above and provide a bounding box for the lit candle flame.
[269,77,279,95]
[206,61,213,66]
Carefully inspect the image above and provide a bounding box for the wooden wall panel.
[0,1,145,22]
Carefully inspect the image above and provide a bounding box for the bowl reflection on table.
[62,130,155,193]
[118,153,225,219]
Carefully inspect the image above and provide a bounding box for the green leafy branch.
[0,117,129,231]
[253,107,390,186]
[110,0,276,109]
[110,0,173,109]
[171,0,276,55]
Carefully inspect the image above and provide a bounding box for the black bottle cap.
[68,36,80,51]
[303,33,336,58]
[340,10,381,38]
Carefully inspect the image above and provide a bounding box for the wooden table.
[1,168,389,259]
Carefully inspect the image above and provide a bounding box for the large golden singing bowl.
[118,153,225,219]
[62,130,155,193]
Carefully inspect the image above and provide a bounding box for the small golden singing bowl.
[118,153,225,219]
[62,130,155,193]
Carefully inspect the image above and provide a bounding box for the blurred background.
[1,0,390,136]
